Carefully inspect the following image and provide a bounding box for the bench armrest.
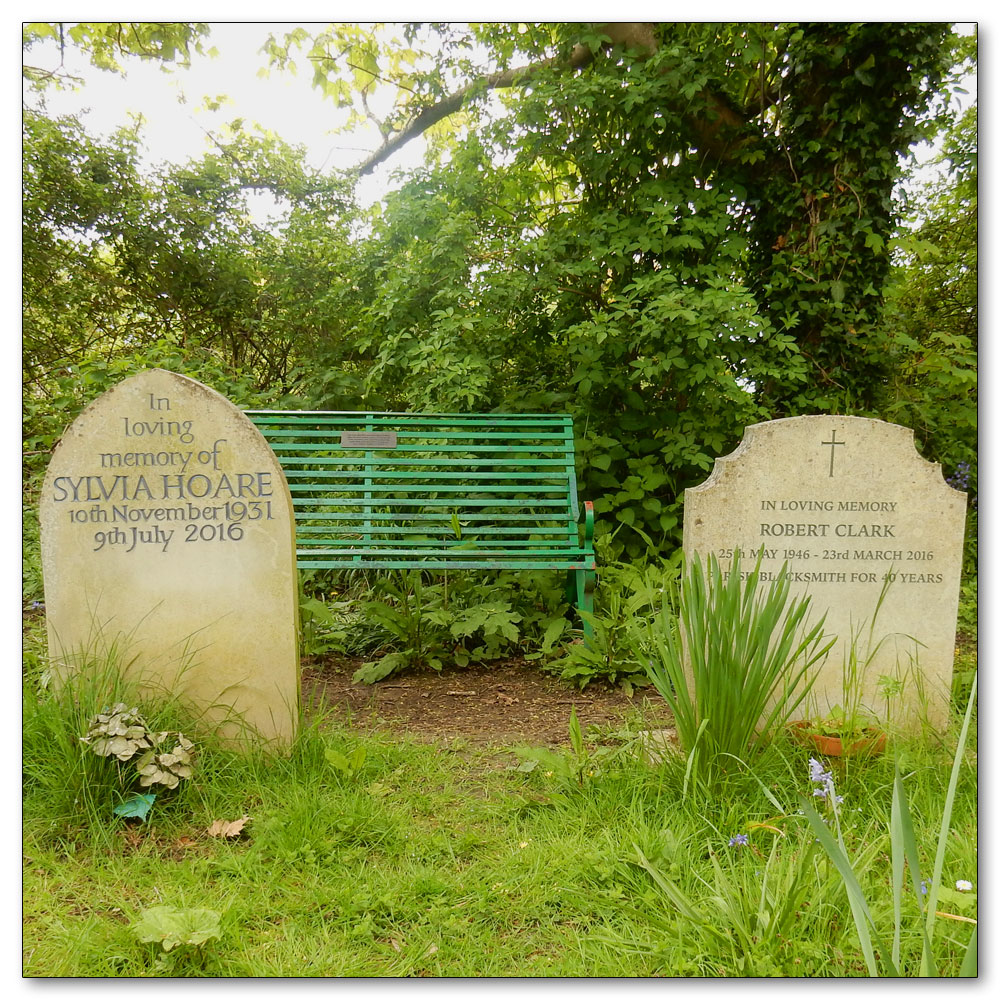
[582,500,595,547]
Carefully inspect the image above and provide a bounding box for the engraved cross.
[821,429,845,478]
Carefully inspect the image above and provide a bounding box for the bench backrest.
[245,411,588,569]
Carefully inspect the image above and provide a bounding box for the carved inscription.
[712,495,945,586]
[49,392,275,555]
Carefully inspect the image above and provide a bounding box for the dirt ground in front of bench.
[301,655,676,749]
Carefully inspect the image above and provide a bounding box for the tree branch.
[356,41,597,176]
[353,23,755,176]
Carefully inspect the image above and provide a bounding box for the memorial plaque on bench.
[683,415,967,730]
[40,369,299,746]
[340,431,398,449]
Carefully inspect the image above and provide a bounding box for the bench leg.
[571,568,596,646]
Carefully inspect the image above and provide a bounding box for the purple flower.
[728,834,749,847]
[809,758,833,786]
[808,757,841,805]
[946,462,971,491]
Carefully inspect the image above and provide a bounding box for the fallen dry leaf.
[206,815,250,838]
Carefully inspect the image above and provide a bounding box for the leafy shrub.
[550,557,680,691]
[299,594,393,658]
[350,570,567,683]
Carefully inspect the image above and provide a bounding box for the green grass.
[22,616,977,978]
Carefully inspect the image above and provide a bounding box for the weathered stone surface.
[40,369,299,746]
[684,415,967,731]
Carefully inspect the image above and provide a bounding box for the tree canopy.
[22,21,976,558]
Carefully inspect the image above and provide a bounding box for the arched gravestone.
[40,369,299,746]
[683,415,967,732]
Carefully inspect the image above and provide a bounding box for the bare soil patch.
[301,655,675,748]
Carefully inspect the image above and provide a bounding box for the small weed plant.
[132,905,222,974]
[510,707,639,792]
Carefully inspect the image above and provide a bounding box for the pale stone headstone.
[40,369,299,746]
[684,415,967,731]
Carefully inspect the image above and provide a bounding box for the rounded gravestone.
[40,369,299,746]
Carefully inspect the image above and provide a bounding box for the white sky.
[22,22,430,213]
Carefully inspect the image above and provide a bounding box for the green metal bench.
[245,410,596,633]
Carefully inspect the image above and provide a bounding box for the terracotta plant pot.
[790,722,887,758]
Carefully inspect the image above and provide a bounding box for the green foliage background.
[22,21,977,585]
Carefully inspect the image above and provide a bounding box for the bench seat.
[245,410,596,629]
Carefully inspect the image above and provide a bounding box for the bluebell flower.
[728,834,749,847]
[808,757,840,805]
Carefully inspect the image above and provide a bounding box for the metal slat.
[245,409,593,572]
[249,410,562,423]
[295,524,567,536]
[295,539,570,548]
[287,497,571,508]
[259,429,568,443]
[271,455,570,467]
[291,513,569,524]
[299,546,587,560]
[281,468,569,478]
[295,558,595,570]
[263,444,572,458]
[286,486,566,497]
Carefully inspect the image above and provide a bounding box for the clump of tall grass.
[22,631,206,842]
[627,551,834,790]
[801,672,978,976]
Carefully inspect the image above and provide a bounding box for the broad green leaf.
[113,792,156,822]
[132,905,222,952]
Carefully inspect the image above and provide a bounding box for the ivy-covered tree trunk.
[743,23,951,414]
